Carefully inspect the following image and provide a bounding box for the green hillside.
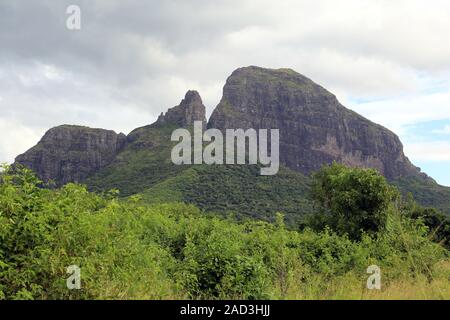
[83,121,450,230]
[86,124,314,227]
[141,165,313,227]
[394,176,450,215]
[86,124,185,196]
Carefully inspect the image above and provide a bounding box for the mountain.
[15,125,127,186]
[209,66,420,180]
[14,66,450,218]
[86,90,206,196]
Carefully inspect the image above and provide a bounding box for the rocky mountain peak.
[14,125,127,186]
[208,66,420,180]
[155,90,206,127]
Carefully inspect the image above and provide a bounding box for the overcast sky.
[1,0,450,185]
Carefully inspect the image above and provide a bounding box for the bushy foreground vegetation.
[0,165,449,300]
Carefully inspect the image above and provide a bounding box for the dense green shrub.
[405,203,450,249]
[311,163,399,240]
[0,165,448,300]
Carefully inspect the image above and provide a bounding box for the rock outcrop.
[15,125,127,186]
[127,90,207,147]
[208,66,420,179]
[154,90,206,127]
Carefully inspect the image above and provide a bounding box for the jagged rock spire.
[155,90,206,127]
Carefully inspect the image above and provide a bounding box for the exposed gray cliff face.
[208,66,420,179]
[14,125,127,186]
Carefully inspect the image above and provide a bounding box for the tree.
[311,163,399,240]
[407,206,450,249]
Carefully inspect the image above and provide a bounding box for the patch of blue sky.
[403,119,450,142]
[401,119,450,186]
[414,160,450,187]
[348,97,391,105]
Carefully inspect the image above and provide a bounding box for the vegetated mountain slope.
[393,176,450,214]
[14,67,450,216]
[86,124,186,196]
[84,93,313,226]
[140,164,313,227]
[85,90,206,195]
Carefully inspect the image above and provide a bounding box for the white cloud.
[432,125,450,134]
[349,90,450,135]
[0,118,42,164]
[404,141,450,162]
